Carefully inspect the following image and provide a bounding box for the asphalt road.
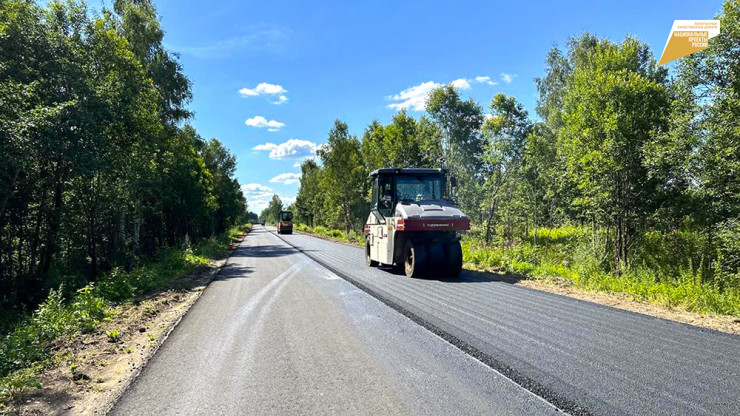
[110,226,559,416]
[275,229,740,416]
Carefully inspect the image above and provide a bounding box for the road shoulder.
[12,241,242,416]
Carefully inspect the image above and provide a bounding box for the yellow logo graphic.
[659,20,720,65]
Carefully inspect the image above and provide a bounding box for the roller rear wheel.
[444,240,463,277]
[404,239,427,278]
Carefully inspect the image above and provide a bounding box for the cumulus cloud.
[270,173,301,185]
[450,78,472,90]
[245,116,285,131]
[240,183,273,211]
[253,139,318,160]
[241,183,272,193]
[239,82,289,105]
[239,82,287,97]
[387,75,503,111]
[387,81,442,111]
[475,76,498,85]
[239,183,296,212]
[500,73,517,84]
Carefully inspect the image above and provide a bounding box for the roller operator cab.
[364,168,469,278]
[277,211,293,234]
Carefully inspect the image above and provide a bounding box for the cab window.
[378,176,394,218]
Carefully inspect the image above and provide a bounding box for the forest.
[0,0,247,321]
[286,1,740,315]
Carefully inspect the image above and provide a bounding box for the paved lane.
[276,230,740,416]
[110,226,558,416]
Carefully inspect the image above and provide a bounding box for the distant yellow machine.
[277,211,293,234]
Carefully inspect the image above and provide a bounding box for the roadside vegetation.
[0,224,250,407]
[294,223,363,246]
[274,0,740,319]
[0,0,250,407]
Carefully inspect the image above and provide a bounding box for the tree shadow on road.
[229,245,299,258]
[215,265,254,280]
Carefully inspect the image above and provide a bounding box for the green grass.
[463,226,740,317]
[0,224,250,407]
[295,223,362,245]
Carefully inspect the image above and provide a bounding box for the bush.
[717,219,740,284]
[97,268,135,303]
[0,367,41,405]
[330,229,343,238]
[313,226,327,235]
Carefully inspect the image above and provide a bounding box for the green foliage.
[0,367,41,405]
[259,195,284,224]
[106,331,121,343]
[97,268,135,303]
[464,227,740,317]
[317,120,367,234]
[717,220,740,286]
[0,226,241,394]
[0,0,246,316]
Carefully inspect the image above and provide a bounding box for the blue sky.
[146,0,723,212]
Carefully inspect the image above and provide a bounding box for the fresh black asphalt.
[110,226,560,415]
[277,229,740,416]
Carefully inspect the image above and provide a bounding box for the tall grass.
[463,226,740,317]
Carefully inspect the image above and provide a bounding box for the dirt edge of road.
[10,242,241,416]
[296,229,740,336]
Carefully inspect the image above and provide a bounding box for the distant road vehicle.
[277,211,293,234]
[364,168,469,277]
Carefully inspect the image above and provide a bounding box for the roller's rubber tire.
[366,240,379,267]
[444,240,463,277]
[404,239,427,278]
[427,242,445,276]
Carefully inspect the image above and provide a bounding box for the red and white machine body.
[364,168,468,277]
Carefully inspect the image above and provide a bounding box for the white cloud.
[174,27,290,59]
[450,78,472,90]
[239,82,287,97]
[240,183,274,212]
[387,75,501,111]
[292,156,316,168]
[239,183,296,212]
[475,76,498,86]
[252,139,318,160]
[387,81,442,111]
[270,173,301,185]
[241,183,271,192]
[245,116,285,131]
[272,95,288,105]
[500,73,517,84]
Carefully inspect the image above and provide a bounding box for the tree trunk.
[39,172,64,276]
[127,199,140,272]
